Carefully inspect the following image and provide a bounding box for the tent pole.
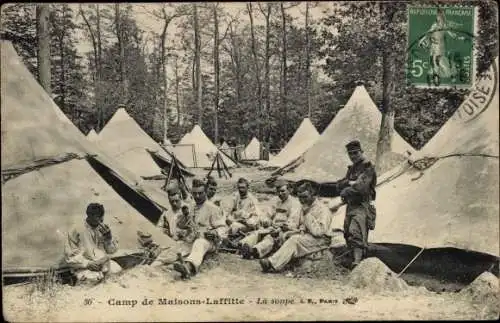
[397,247,426,278]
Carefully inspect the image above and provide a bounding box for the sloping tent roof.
[330,59,499,257]
[220,141,230,150]
[172,125,237,168]
[282,85,415,183]
[87,128,99,141]
[267,117,320,168]
[1,41,180,271]
[96,108,167,178]
[178,131,192,145]
[242,137,261,160]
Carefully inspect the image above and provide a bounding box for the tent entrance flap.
[367,243,499,285]
[86,156,163,224]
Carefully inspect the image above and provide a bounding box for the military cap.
[86,203,105,217]
[345,140,362,152]
[296,182,313,194]
[237,177,249,187]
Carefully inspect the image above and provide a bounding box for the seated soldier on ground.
[205,175,223,207]
[239,178,302,260]
[157,185,194,242]
[64,203,123,285]
[172,178,228,279]
[259,182,333,273]
[225,177,262,237]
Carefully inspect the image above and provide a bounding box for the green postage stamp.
[407,6,477,88]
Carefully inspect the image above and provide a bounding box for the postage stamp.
[407,6,478,88]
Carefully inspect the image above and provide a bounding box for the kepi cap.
[345,140,362,152]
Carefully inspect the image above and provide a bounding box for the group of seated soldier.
[161,175,334,280]
[62,140,376,284]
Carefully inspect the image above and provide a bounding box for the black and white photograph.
[1,1,499,321]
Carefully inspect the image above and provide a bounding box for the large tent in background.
[281,85,415,184]
[242,137,261,160]
[329,58,499,259]
[1,40,181,273]
[96,108,176,178]
[267,117,320,168]
[87,128,99,141]
[172,125,237,168]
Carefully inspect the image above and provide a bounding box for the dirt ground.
[3,167,498,321]
[3,252,494,322]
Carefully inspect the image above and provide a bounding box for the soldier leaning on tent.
[172,178,228,279]
[64,203,123,285]
[259,182,333,273]
[239,178,302,260]
[333,140,377,269]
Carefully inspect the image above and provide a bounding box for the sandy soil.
[3,167,497,322]
[3,252,494,322]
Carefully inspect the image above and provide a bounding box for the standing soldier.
[334,140,377,269]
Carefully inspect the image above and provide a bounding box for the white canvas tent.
[330,59,499,257]
[96,108,168,178]
[282,85,415,183]
[172,125,237,168]
[1,40,181,272]
[87,128,99,141]
[267,117,320,168]
[242,137,261,160]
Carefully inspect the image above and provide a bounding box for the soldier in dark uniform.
[335,140,377,269]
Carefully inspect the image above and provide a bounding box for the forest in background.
[1,2,497,152]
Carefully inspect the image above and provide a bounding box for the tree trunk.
[229,24,242,108]
[213,4,220,144]
[193,4,203,126]
[280,3,288,138]
[376,3,397,171]
[305,1,311,118]
[175,55,181,126]
[264,3,271,141]
[160,6,169,145]
[96,5,103,130]
[59,36,66,110]
[115,4,128,104]
[36,4,51,95]
[247,3,262,139]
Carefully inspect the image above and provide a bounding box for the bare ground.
[3,252,494,322]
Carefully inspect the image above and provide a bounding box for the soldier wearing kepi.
[335,140,377,269]
[239,178,302,259]
[259,182,332,273]
[172,178,228,279]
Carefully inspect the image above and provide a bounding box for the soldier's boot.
[350,247,364,270]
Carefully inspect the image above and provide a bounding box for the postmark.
[407,6,478,88]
